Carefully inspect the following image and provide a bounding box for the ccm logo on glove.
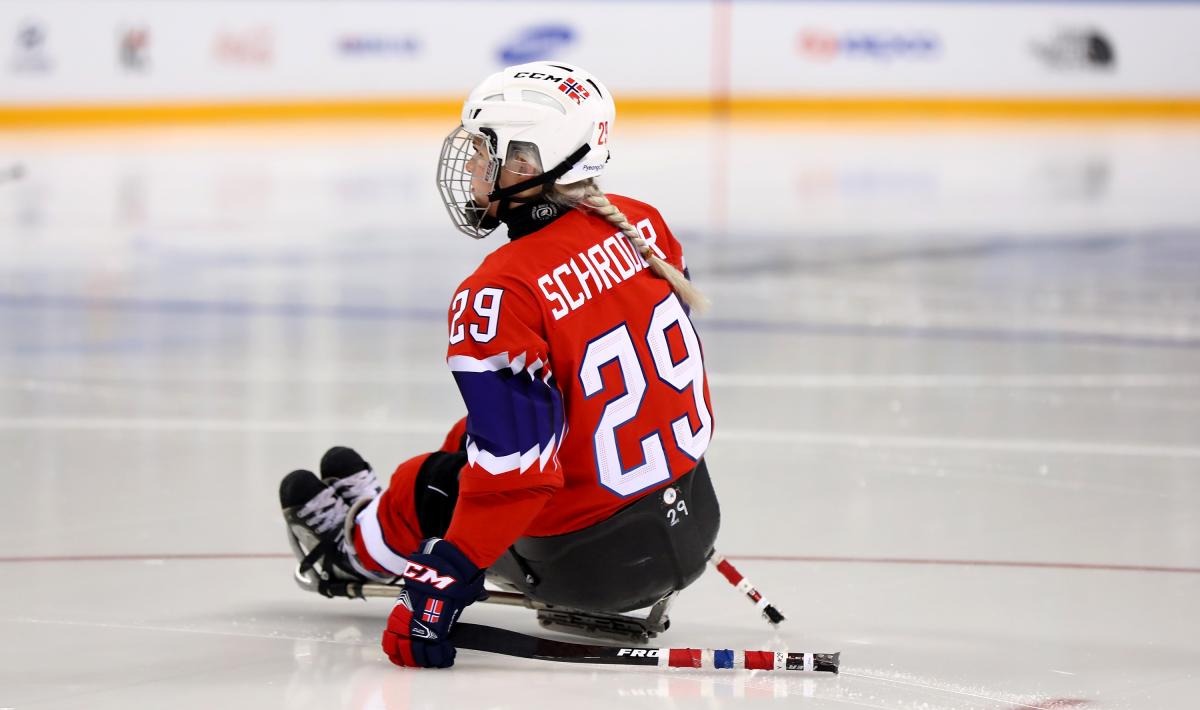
[402,559,457,590]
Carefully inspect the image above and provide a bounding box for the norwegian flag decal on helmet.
[558,77,590,105]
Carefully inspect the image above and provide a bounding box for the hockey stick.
[709,552,786,626]
[309,578,535,607]
[452,622,839,673]
[310,558,784,626]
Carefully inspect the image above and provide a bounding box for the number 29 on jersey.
[580,294,711,497]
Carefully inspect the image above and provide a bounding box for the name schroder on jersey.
[537,218,669,320]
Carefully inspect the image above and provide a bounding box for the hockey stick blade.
[452,622,839,673]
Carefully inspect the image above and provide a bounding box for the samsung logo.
[498,24,576,65]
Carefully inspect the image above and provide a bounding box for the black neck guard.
[502,198,567,240]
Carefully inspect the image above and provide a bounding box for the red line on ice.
[730,554,1200,575]
[0,552,1196,575]
[0,552,291,563]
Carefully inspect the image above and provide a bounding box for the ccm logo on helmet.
[512,71,565,81]
[402,560,457,590]
[617,648,662,657]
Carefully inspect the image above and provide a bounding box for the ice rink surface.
[1,118,1198,709]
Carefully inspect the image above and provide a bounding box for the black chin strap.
[487,141,590,202]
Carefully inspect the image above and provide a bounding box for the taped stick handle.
[709,552,786,625]
[451,622,839,673]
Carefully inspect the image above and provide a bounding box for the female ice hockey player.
[280,61,720,669]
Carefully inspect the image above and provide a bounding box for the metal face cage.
[436,126,500,239]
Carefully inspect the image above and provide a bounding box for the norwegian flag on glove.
[382,538,485,669]
[422,598,444,624]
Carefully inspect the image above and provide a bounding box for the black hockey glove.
[382,538,484,669]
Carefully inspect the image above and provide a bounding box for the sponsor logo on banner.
[118,25,150,72]
[213,26,273,66]
[1031,29,1115,70]
[337,34,421,57]
[9,21,52,74]
[497,24,576,65]
[797,29,939,62]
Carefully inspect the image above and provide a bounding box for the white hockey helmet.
[436,60,616,238]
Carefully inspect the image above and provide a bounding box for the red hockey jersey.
[442,195,714,566]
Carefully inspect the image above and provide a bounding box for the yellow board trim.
[0,99,463,127]
[3,95,1200,126]
[722,96,1200,119]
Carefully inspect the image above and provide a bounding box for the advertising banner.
[0,1,713,103]
[731,1,1200,96]
[2,1,1198,109]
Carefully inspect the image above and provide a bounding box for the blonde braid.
[580,184,709,314]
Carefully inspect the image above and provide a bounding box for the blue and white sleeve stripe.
[449,352,565,476]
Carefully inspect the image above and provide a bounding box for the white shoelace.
[328,469,380,506]
[298,486,349,536]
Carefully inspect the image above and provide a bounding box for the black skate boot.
[319,446,381,509]
[280,469,393,598]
